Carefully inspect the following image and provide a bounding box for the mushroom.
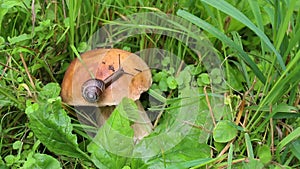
[61,48,153,141]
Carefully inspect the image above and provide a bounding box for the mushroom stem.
[132,100,153,143]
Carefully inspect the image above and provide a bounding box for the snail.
[81,55,131,103]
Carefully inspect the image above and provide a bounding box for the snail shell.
[81,79,105,103]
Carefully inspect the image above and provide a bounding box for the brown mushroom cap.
[61,48,152,106]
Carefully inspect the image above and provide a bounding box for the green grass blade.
[228,143,234,169]
[201,0,286,71]
[248,0,266,53]
[274,0,297,50]
[177,10,266,83]
[276,127,300,162]
[245,133,254,159]
[247,0,264,31]
[259,49,300,105]
[283,21,300,61]
[249,49,300,130]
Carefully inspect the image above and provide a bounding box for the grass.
[0,0,299,168]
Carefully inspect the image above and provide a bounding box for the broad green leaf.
[21,153,61,169]
[133,85,206,159]
[25,83,88,160]
[272,112,300,119]
[147,137,211,168]
[87,143,126,169]
[88,98,135,168]
[213,120,237,143]
[0,91,14,107]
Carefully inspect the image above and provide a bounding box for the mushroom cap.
[61,48,152,106]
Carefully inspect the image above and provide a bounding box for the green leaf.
[147,137,211,168]
[167,76,177,89]
[213,120,237,143]
[8,34,32,45]
[38,83,61,100]
[4,155,17,166]
[25,83,88,160]
[175,67,192,87]
[210,68,222,84]
[12,141,22,150]
[87,143,125,169]
[21,153,61,169]
[158,77,168,92]
[197,73,210,86]
[242,159,264,169]
[88,98,135,168]
[257,145,272,164]
[153,71,165,82]
[77,42,88,53]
